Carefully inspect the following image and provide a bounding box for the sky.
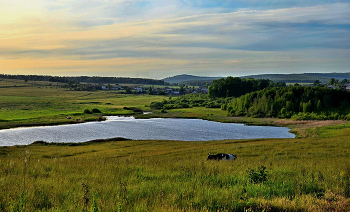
[0,0,349,79]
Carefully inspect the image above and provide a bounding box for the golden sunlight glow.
[0,1,348,77]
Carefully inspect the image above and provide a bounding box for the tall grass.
[0,131,349,211]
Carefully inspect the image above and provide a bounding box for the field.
[1,129,350,211]
[0,79,165,129]
[1,80,350,211]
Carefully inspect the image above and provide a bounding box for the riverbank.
[0,115,107,130]
[2,107,349,140]
[0,116,295,146]
[136,109,350,138]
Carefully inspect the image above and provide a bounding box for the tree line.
[0,74,166,85]
[222,86,350,120]
[150,94,224,112]
[208,77,286,98]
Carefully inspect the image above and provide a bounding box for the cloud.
[0,1,349,77]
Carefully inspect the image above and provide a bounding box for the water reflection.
[0,116,295,146]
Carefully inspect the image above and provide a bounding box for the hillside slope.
[163,72,350,84]
[242,72,350,83]
[163,74,222,84]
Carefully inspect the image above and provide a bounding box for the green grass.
[1,79,350,211]
[0,132,349,211]
[0,80,280,129]
[315,124,350,138]
[0,80,165,129]
[137,107,280,127]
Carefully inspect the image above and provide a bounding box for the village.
[101,84,209,95]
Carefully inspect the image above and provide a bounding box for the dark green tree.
[313,80,320,86]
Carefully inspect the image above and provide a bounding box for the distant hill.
[164,73,350,85]
[242,73,350,83]
[163,74,222,84]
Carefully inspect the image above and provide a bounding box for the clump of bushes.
[91,108,101,113]
[149,94,225,110]
[123,107,143,113]
[84,108,102,114]
[84,109,93,114]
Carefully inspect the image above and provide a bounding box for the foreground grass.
[1,129,350,211]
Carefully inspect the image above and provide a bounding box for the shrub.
[91,108,101,113]
[246,165,268,184]
[150,102,164,109]
[84,109,92,114]
[131,108,143,113]
[122,107,143,113]
[157,90,166,95]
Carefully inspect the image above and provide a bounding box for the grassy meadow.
[1,131,350,211]
[0,79,280,130]
[0,79,165,129]
[1,79,350,211]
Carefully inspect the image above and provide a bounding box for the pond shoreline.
[0,116,107,131]
[3,111,347,140]
[0,116,295,146]
[1,111,284,131]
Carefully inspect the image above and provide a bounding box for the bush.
[91,108,101,113]
[150,102,164,109]
[131,108,143,113]
[123,107,143,113]
[246,166,268,184]
[163,104,176,110]
[84,109,92,114]
[157,90,166,95]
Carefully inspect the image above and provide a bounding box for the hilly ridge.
[242,72,350,83]
[162,74,222,84]
[163,72,350,84]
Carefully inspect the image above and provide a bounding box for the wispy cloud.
[0,0,349,78]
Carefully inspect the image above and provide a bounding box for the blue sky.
[0,0,349,78]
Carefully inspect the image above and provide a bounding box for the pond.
[0,116,295,146]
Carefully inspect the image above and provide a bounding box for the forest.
[208,77,286,98]
[151,77,350,120]
[0,74,166,85]
[150,94,224,112]
[223,85,350,120]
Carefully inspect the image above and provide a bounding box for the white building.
[135,87,143,93]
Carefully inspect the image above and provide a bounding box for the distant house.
[201,88,208,94]
[101,85,107,90]
[173,91,180,95]
[164,88,173,94]
[346,85,350,92]
[135,87,143,93]
[112,85,123,90]
[327,85,337,89]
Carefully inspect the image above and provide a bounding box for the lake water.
[0,116,295,146]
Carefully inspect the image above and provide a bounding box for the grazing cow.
[207,153,237,160]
